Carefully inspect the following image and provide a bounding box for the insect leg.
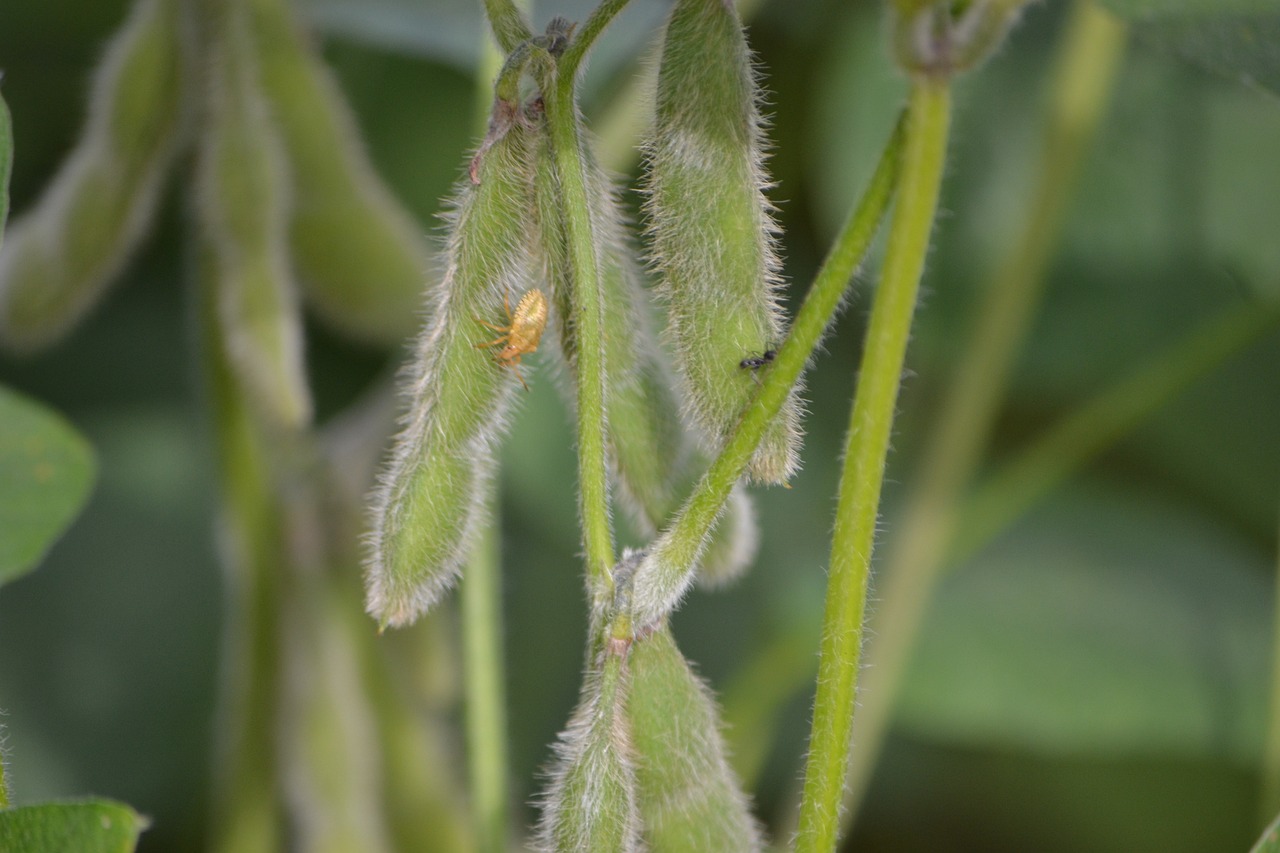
[474,334,510,349]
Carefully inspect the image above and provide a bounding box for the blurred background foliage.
[0,0,1278,850]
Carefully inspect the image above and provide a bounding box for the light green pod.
[248,0,431,346]
[365,119,538,629]
[0,0,187,350]
[627,625,763,851]
[198,1,311,429]
[534,126,759,584]
[537,654,640,853]
[644,0,801,485]
[281,579,394,853]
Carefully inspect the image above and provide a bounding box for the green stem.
[953,301,1280,563]
[461,499,509,853]
[648,113,905,591]
[794,79,950,853]
[559,0,632,82]
[200,250,285,853]
[840,0,1126,823]
[1265,507,1280,825]
[544,79,615,598]
[483,0,532,55]
[541,1,639,598]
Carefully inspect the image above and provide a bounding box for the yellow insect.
[474,288,549,390]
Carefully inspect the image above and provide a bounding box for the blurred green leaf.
[1142,16,1280,98]
[1254,809,1280,853]
[897,480,1269,765]
[1100,0,1280,97]
[0,386,95,585]
[0,799,148,853]
[298,0,666,98]
[1,88,11,244]
[1101,0,1277,18]
[807,4,908,247]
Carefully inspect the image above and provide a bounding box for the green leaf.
[0,800,148,853]
[1100,1,1280,98]
[896,480,1269,764]
[1,88,10,245]
[1143,15,1280,97]
[0,386,96,585]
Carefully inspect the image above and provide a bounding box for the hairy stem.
[794,79,950,853]
[483,0,532,54]
[560,0,632,82]
[543,88,616,598]
[840,0,1126,824]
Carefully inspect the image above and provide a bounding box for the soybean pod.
[197,0,311,429]
[365,113,540,629]
[644,0,802,485]
[0,0,187,350]
[628,625,763,851]
[248,0,431,346]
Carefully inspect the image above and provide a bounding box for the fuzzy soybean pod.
[365,120,538,629]
[280,559,394,853]
[644,0,801,485]
[627,625,763,851]
[198,1,311,429]
[247,0,431,346]
[0,0,187,350]
[534,128,758,584]
[537,653,640,853]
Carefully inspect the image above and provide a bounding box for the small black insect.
[739,347,778,371]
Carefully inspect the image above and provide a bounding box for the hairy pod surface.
[248,0,431,346]
[628,626,763,851]
[365,119,539,629]
[537,654,640,853]
[535,126,758,584]
[0,0,187,350]
[644,0,802,485]
[198,0,311,429]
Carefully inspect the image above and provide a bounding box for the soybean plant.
[364,0,1033,850]
[1,0,1046,848]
